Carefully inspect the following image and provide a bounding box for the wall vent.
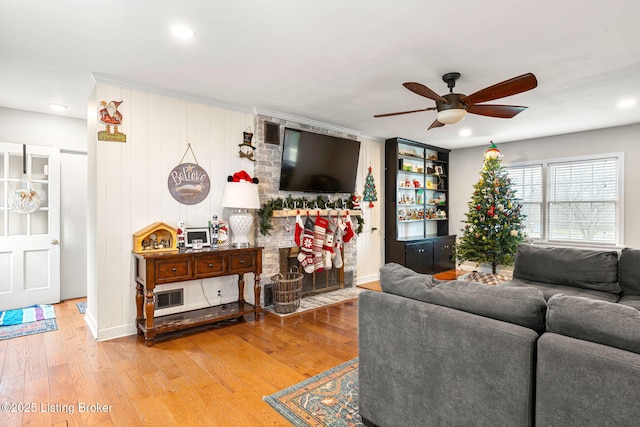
[155,289,184,309]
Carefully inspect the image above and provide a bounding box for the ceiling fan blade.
[467,104,527,118]
[403,82,448,103]
[464,73,537,105]
[428,119,445,130]
[374,107,436,118]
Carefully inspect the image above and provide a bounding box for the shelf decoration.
[98,100,126,142]
[239,127,256,162]
[133,222,177,253]
[351,193,361,209]
[8,145,43,214]
[168,143,211,205]
[362,166,378,207]
[257,195,364,236]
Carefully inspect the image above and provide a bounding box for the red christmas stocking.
[297,217,316,273]
[294,213,304,246]
[322,219,337,270]
[313,216,329,273]
[342,214,355,243]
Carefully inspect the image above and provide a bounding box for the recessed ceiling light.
[47,103,68,112]
[169,25,196,40]
[459,129,472,137]
[617,98,637,109]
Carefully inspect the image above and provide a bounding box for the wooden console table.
[133,246,263,346]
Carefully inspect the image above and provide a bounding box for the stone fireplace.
[253,113,358,306]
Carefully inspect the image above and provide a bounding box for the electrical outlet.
[217,290,222,297]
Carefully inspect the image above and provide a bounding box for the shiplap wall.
[86,81,385,341]
[87,82,255,340]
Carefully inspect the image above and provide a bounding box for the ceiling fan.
[374,72,538,130]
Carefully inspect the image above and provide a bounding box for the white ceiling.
[2,1,640,149]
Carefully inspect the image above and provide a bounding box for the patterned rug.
[0,318,58,341]
[264,359,362,427]
[264,287,363,318]
[76,301,87,314]
[458,271,511,286]
[0,304,56,326]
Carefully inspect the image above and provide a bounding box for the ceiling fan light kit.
[375,72,538,130]
[436,109,466,124]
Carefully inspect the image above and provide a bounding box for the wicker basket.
[271,267,303,314]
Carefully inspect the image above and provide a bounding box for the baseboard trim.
[84,309,98,339]
[357,274,380,286]
[96,322,137,342]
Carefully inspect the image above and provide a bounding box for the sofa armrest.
[536,333,640,427]
[358,290,538,427]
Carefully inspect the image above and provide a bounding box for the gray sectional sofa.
[359,245,640,427]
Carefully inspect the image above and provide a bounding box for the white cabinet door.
[0,143,60,311]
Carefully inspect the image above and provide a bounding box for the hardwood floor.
[0,295,362,426]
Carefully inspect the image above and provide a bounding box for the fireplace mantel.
[271,209,362,218]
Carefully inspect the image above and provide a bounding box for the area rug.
[264,359,362,427]
[76,301,87,314]
[0,304,56,326]
[0,318,58,341]
[264,287,363,318]
[458,271,511,286]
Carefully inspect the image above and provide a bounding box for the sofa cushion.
[500,278,620,303]
[619,247,640,295]
[546,294,640,354]
[380,265,547,333]
[513,244,621,294]
[380,263,442,298]
[617,294,640,311]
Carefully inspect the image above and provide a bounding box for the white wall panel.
[103,84,125,329]
[89,82,256,340]
[356,136,384,284]
[147,92,163,221]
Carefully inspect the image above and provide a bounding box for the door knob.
[51,239,59,245]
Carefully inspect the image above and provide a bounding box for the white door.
[0,143,60,311]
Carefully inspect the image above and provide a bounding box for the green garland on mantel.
[258,195,364,236]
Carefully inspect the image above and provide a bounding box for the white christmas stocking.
[332,222,345,269]
[322,219,337,270]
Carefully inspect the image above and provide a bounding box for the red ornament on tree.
[487,205,495,216]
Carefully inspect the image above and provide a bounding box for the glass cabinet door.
[396,142,448,240]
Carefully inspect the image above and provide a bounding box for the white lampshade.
[436,108,467,125]
[220,181,260,248]
[220,181,260,209]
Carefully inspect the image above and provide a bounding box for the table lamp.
[220,173,260,248]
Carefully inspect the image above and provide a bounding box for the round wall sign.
[168,163,211,205]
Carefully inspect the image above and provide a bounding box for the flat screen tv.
[279,128,361,193]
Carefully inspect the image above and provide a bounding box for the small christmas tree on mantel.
[456,142,527,274]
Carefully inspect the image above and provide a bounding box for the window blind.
[548,158,618,244]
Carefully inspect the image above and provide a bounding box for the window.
[506,165,543,239]
[506,154,622,246]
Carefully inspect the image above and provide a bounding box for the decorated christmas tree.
[456,142,527,274]
[362,166,378,207]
